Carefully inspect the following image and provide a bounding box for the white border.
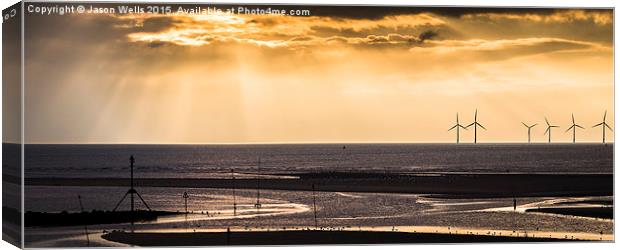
[0,1,617,250]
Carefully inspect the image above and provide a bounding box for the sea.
[24,143,614,179]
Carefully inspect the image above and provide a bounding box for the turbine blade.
[603,110,607,122]
[576,125,584,129]
[572,113,575,124]
[593,122,604,128]
[565,126,572,133]
[475,109,478,121]
[448,124,458,131]
[544,127,549,135]
[478,123,487,130]
[545,117,550,126]
[467,122,475,128]
[605,123,613,131]
[521,122,528,128]
[531,123,538,128]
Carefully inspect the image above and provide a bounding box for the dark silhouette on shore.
[255,157,262,212]
[526,207,612,219]
[78,195,90,246]
[112,155,151,231]
[231,169,237,216]
[101,230,574,246]
[113,156,151,211]
[24,210,179,227]
[312,184,318,229]
[183,192,189,214]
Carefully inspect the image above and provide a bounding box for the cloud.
[116,8,612,53]
[410,37,609,61]
[122,13,446,48]
[462,10,612,25]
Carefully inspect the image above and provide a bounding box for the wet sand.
[23,191,614,247]
[24,173,614,246]
[25,173,612,198]
[101,230,572,246]
[526,207,613,219]
[25,210,182,227]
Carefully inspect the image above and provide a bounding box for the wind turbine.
[544,117,559,143]
[593,110,613,144]
[448,113,468,144]
[565,114,584,144]
[466,109,486,143]
[521,122,537,143]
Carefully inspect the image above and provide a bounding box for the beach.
[20,144,614,247]
[101,230,574,246]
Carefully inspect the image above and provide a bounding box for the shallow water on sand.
[24,186,613,247]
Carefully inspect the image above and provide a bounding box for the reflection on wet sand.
[154,203,311,224]
[24,187,614,247]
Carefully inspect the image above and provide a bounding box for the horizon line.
[14,141,616,145]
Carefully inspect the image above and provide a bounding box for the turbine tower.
[448,113,468,144]
[565,114,584,144]
[544,117,560,143]
[593,110,613,144]
[521,122,537,143]
[466,109,486,144]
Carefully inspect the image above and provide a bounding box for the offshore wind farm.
[449,110,612,144]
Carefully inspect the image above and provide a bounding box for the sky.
[21,5,614,144]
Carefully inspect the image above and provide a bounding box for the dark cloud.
[289,36,315,42]
[418,30,438,42]
[140,16,179,32]
[146,41,171,48]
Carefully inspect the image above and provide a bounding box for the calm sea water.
[24,144,613,178]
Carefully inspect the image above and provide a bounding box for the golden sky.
[23,6,613,143]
